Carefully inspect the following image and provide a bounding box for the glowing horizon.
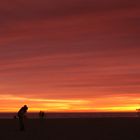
[0,94,140,112]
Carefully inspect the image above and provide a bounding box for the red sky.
[0,0,140,112]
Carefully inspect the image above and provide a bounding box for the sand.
[0,118,140,140]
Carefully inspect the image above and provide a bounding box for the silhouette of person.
[39,111,45,119]
[17,105,28,131]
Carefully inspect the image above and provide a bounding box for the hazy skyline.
[0,0,140,112]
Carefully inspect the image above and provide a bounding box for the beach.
[0,118,140,140]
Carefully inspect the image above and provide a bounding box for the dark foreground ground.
[0,118,140,140]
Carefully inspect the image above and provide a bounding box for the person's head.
[23,105,28,110]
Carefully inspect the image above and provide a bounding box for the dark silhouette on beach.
[39,111,45,119]
[17,105,28,131]
[136,108,140,117]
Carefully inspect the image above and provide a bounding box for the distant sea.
[0,112,138,119]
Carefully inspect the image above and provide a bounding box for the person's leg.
[19,117,24,131]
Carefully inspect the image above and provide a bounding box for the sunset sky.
[0,0,140,112]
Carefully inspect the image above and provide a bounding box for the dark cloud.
[0,0,139,23]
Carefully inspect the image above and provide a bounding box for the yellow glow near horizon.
[0,94,140,112]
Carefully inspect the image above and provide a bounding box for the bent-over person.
[17,105,28,131]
